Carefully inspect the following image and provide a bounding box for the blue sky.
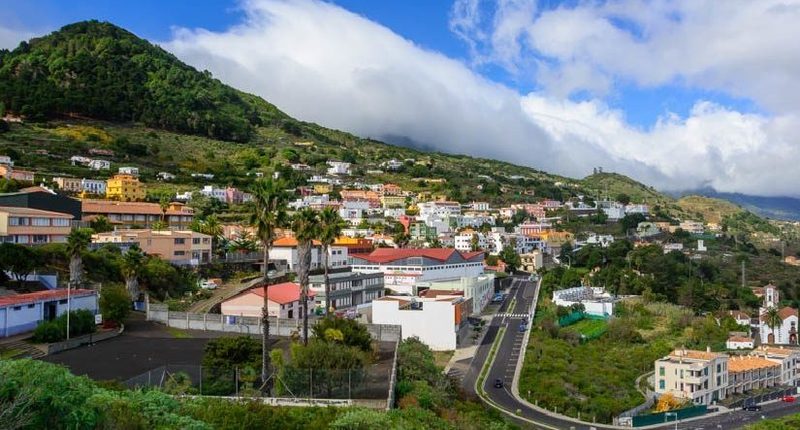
[1,0,797,196]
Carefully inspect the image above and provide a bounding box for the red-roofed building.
[349,248,485,295]
[220,282,314,320]
[1,289,98,337]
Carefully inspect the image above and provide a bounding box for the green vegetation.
[746,412,800,429]
[31,309,96,343]
[98,284,131,324]
[520,299,732,423]
[677,195,742,224]
[0,21,285,142]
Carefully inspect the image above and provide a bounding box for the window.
[659,380,665,390]
[174,251,186,256]
[659,367,665,376]
[27,304,34,308]
[174,238,186,245]
[193,238,201,245]
[52,218,70,227]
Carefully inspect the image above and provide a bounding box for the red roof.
[351,248,482,264]
[760,306,799,322]
[245,282,314,305]
[0,289,96,307]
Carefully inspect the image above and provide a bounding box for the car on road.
[199,279,219,290]
[518,323,527,332]
[493,378,503,388]
[743,403,762,411]
[782,395,796,403]
[492,293,504,303]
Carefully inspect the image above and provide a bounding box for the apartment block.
[106,174,145,202]
[654,348,729,405]
[92,229,212,266]
[0,206,73,244]
[726,355,781,396]
[82,200,194,229]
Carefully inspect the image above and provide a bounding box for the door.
[44,302,57,321]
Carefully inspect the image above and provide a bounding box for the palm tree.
[765,306,782,344]
[250,178,290,391]
[121,245,145,301]
[318,207,347,315]
[291,207,320,345]
[196,215,224,258]
[158,193,171,225]
[66,228,93,288]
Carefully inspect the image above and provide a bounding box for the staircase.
[0,339,46,359]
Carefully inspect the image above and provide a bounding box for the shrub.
[32,310,97,343]
[99,285,131,324]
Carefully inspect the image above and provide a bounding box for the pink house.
[220,282,314,320]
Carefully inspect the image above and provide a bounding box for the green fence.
[631,405,707,427]
[557,311,609,327]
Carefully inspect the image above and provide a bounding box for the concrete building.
[53,177,82,193]
[726,355,781,396]
[520,250,544,273]
[0,187,82,220]
[552,286,617,317]
[757,284,799,345]
[92,229,212,266]
[80,179,106,196]
[0,289,98,337]
[0,165,34,182]
[726,336,754,350]
[82,200,194,229]
[415,273,495,315]
[326,161,352,175]
[221,282,313,320]
[654,348,729,405]
[0,206,73,244]
[750,346,800,387]
[118,166,140,177]
[308,270,384,312]
[372,295,471,350]
[349,248,485,295]
[270,236,349,272]
[106,174,145,202]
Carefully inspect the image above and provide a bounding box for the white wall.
[372,299,456,350]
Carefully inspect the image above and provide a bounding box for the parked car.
[199,279,218,290]
[782,395,795,403]
[519,323,528,332]
[493,378,503,388]
[743,404,762,411]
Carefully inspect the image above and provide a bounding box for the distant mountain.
[672,188,800,221]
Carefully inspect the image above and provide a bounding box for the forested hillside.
[0,21,286,142]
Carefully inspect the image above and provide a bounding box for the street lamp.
[664,412,678,430]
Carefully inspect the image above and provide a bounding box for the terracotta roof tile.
[241,282,313,305]
[728,356,780,373]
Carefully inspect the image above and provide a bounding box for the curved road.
[461,275,800,430]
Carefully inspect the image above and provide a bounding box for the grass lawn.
[166,327,193,339]
[745,412,800,429]
[432,350,454,369]
[0,347,24,359]
[563,318,607,338]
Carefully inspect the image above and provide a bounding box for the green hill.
[677,195,742,224]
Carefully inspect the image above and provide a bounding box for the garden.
[518,298,733,424]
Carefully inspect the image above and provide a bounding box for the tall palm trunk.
[323,245,331,315]
[261,244,272,394]
[297,242,312,345]
[69,255,82,287]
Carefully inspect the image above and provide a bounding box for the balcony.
[683,374,706,385]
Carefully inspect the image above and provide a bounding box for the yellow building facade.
[106,174,145,202]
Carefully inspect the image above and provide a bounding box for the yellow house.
[313,184,332,194]
[106,174,145,202]
[381,195,406,208]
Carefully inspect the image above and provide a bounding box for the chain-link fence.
[124,364,392,400]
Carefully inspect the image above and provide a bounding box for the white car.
[199,280,218,290]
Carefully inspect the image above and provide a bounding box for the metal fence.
[124,364,392,401]
[146,303,403,343]
[726,386,797,409]
[631,405,707,427]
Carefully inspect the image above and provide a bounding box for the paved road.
[462,275,800,430]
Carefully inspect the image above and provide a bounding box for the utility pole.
[741,260,746,289]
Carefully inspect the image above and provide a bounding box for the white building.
[552,286,617,317]
[349,248,485,295]
[87,159,111,170]
[191,173,215,180]
[326,161,352,176]
[757,284,799,345]
[471,201,491,211]
[381,159,404,171]
[70,156,91,166]
[80,178,107,195]
[1,289,98,337]
[157,172,176,181]
[372,295,470,350]
[582,233,615,248]
[0,155,14,166]
[454,232,488,252]
[625,204,649,215]
[118,166,139,176]
[654,348,729,405]
[416,274,495,315]
[726,336,754,350]
[270,237,348,272]
[750,346,800,387]
[418,201,461,220]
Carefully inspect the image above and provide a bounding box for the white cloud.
[0,25,35,50]
[136,0,800,198]
[454,0,800,112]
